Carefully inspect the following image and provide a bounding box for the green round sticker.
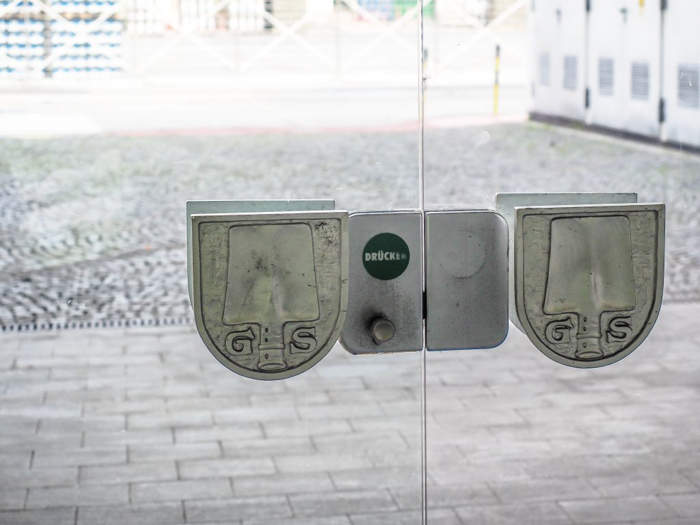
[362,233,410,281]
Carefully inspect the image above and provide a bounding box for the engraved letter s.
[606,317,633,343]
[291,327,317,353]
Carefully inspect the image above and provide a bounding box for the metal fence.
[1,0,527,79]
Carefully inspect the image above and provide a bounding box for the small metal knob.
[371,318,395,344]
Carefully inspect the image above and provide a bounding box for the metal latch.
[339,209,509,355]
[187,194,666,379]
[339,211,423,355]
[425,210,508,351]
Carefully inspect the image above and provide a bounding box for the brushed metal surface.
[186,200,335,305]
[514,203,665,368]
[191,211,348,380]
[495,193,638,331]
[426,210,509,351]
[339,211,423,355]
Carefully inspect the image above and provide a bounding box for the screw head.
[371,318,395,344]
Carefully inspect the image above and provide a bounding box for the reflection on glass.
[425,0,699,523]
[0,0,424,521]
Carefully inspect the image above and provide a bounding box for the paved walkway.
[1,303,699,524]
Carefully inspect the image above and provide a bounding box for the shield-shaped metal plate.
[191,211,348,380]
[514,203,665,368]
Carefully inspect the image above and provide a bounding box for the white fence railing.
[0,0,527,79]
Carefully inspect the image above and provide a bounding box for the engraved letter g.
[225,329,255,355]
[545,318,574,344]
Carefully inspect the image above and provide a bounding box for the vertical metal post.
[583,0,591,124]
[418,0,424,209]
[493,44,500,115]
[234,0,241,73]
[418,0,427,522]
[264,0,273,29]
[335,0,342,78]
[42,8,51,78]
[658,0,666,142]
[432,0,438,68]
[23,5,30,79]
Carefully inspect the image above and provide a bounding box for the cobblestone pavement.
[0,303,699,524]
[0,121,698,330]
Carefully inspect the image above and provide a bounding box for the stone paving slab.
[246,517,349,525]
[558,497,675,524]
[79,461,178,485]
[185,496,292,522]
[25,484,129,509]
[0,507,77,525]
[76,502,185,525]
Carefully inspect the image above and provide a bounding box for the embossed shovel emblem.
[514,203,665,368]
[190,211,348,380]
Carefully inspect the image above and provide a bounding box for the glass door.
[3,0,699,522]
[0,1,425,521]
[423,0,700,523]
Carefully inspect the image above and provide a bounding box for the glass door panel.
[0,1,424,522]
[424,1,700,523]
